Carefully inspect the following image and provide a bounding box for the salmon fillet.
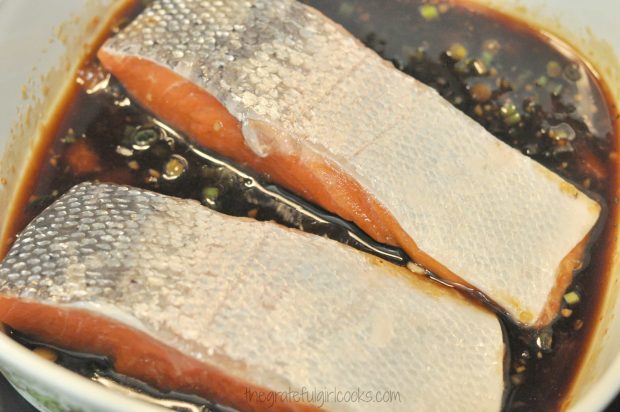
[0,182,505,411]
[97,0,601,327]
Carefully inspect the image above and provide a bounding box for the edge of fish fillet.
[96,0,602,328]
[0,182,506,412]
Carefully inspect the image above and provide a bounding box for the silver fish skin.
[99,0,601,327]
[0,182,505,412]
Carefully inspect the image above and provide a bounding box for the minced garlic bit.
[563,291,581,306]
[448,43,468,61]
[561,308,573,318]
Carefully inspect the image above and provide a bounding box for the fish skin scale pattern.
[102,0,601,325]
[0,182,504,412]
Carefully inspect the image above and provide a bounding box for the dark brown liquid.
[2,1,618,411]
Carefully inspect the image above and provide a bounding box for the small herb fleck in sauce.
[4,1,618,411]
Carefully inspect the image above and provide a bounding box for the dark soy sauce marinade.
[3,1,618,411]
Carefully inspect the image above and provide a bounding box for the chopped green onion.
[547,61,562,78]
[500,102,521,126]
[500,102,518,117]
[163,155,187,181]
[552,83,564,96]
[454,60,470,74]
[535,76,548,87]
[419,4,439,21]
[549,123,576,141]
[481,51,495,66]
[132,128,160,151]
[202,187,220,205]
[61,128,77,144]
[448,43,468,61]
[504,112,522,126]
[564,291,581,306]
[564,63,582,82]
